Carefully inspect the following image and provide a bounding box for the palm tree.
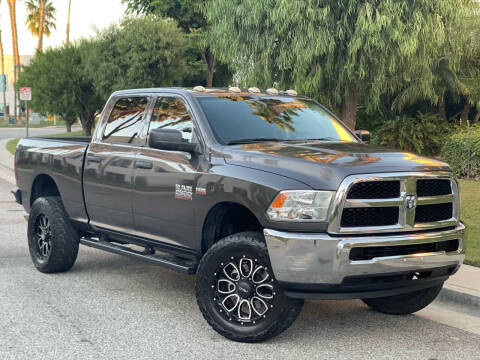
[66,0,72,46]
[7,0,19,121]
[25,0,56,52]
[0,26,7,121]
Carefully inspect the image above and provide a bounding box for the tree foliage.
[17,16,200,135]
[205,0,476,129]
[82,17,190,101]
[123,0,206,33]
[122,0,231,87]
[17,46,103,134]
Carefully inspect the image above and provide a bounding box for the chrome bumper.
[264,223,465,285]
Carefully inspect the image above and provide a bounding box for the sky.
[0,0,127,55]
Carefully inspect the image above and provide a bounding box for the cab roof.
[111,87,307,99]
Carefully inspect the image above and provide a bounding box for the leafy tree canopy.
[81,17,191,101]
[205,0,476,129]
[17,46,103,135]
[122,0,206,33]
[122,0,231,87]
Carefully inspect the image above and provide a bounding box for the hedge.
[441,124,480,179]
[372,114,449,156]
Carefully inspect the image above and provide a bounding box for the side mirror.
[354,130,371,143]
[149,128,198,153]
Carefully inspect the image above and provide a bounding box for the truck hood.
[223,141,451,190]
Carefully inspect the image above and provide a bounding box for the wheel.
[362,284,443,315]
[27,196,79,273]
[195,232,303,342]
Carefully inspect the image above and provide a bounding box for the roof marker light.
[229,86,241,93]
[266,88,279,95]
[193,86,206,92]
[286,89,298,96]
[248,87,261,94]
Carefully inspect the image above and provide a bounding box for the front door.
[132,95,201,249]
[84,96,150,234]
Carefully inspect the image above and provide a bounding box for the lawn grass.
[6,130,84,155]
[458,179,480,267]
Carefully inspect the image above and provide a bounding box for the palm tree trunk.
[66,0,72,46]
[7,0,19,122]
[0,29,7,121]
[340,85,358,130]
[37,0,46,52]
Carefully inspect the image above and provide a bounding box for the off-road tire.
[195,232,303,342]
[28,196,79,273]
[362,284,443,315]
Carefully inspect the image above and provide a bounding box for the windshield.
[196,95,357,145]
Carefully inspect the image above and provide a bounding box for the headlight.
[266,190,335,222]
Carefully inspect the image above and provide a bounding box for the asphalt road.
[1,178,479,360]
[0,126,75,140]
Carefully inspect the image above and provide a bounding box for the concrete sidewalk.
[0,137,478,316]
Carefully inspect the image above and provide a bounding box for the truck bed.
[15,137,91,225]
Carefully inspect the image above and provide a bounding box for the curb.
[438,286,480,316]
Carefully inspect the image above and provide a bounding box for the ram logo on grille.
[405,195,417,210]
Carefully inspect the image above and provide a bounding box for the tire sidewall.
[27,197,78,272]
[196,233,301,341]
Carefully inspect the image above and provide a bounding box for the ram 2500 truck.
[12,87,465,342]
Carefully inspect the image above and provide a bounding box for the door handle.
[135,161,153,170]
[87,155,102,163]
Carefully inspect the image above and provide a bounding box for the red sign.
[20,87,32,101]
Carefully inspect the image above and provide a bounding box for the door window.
[149,97,194,143]
[103,97,149,144]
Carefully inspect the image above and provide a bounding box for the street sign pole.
[25,100,29,137]
[19,87,32,137]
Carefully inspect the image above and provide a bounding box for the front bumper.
[264,223,465,299]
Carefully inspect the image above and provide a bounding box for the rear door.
[84,95,151,234]
[132,95,201,248]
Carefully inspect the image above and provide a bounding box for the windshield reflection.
[197,95,357,145]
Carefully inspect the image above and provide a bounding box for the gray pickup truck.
[12,87,465,342]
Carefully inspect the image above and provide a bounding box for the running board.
[80,238,197,274]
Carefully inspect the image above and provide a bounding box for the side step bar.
[80,238,197,274]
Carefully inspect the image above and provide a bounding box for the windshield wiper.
[302,137,340,141]
[227,138,284,145]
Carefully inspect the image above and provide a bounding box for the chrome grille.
[328,172,459,234]
[347,181,400,199]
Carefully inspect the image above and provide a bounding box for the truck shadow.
[70,249,472,353]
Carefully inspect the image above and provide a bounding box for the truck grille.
[415,203,453,223]
[347,181,400,199]
[341,207,399,227]
[417,179,452,197]
[349,239,459,261]
[330,173,459,234]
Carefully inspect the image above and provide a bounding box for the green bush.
[372,114,449,156]
[441,124,480,179]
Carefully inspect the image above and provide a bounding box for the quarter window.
[149,97,194,143]
[103,97,149,144]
